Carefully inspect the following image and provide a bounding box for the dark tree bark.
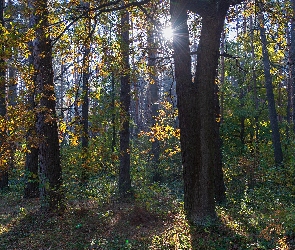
[111,73,116,153]
[0,0,8,190]
[248,15,258,189]
[32,0,64,211]
[24,5,39,198]
[258,6,283,166]
[81,5,90,183]
[290,0,295,133]
[119,9,132,198]
[171,0,232,224]
[214,83,226,204]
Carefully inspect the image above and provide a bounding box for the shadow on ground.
[0,198,174,249]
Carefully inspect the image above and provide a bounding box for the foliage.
[1,0,295,249]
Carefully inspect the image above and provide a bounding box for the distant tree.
[215,31,226,203]
[0,0,8,190]
[81,2,91,184]
[147,25,161,182]
[290,0,295,134]
[32,0,64,211]
[119,9,132,198]
[258,2,283,166]
[24,1,39,198]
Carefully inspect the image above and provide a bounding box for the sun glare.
[162,26,173,40]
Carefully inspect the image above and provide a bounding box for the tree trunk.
[24,6,39,198]
[119,9,132,198]
[215,31,226,204]
[24,88,39,198]
[171,0,229,225]
[0,0,8,190]
[290,0,295,133]
[147,26,161,182]
[24,84,39,198]
[249,15,258,189]
[258,7,283,166]
[214,83,226,204]
[32,0,64,212]
[111,73,116,152]
[81,5,90,183]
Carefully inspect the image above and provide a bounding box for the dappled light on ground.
[1,185,295,249]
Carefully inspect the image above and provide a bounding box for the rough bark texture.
[0,0,8,190]
[171,0,229,224]
[258,8,283,166]
[119,9,132,198]
[33,0,64,211]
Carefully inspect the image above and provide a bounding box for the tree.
[119,9,132,198]
[0,0,8,190]
[290,0,295,134]
[147,24,161,182]
[32,0,64,211]
[170,0,241,224]
[81,2,91,184]
[258,2,283,166]
[24,1,39,198]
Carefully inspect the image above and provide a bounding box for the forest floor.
[1,184,295,250]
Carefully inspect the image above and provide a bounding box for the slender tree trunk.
[147,26,160,182]
[214,31,226,204]
[81,5,90,183]
[220,31,225,123]
[287,26,291,127]
[214,84,226,204]
[111,73,116,152]
[119,9,132,198]
[249,15,258,189]
[33,0,64,212]
[258,7,283,166]
[0,0,8,190]
[290,0,295,133]
[24,6,39,198]
[24,90,39,198]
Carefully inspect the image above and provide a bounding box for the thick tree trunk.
[33,0,64,212]
[119,9,132,198]
[171,0,228,224]
[194,14,227,223]
[0,0,8,190]
[258,8,283,166]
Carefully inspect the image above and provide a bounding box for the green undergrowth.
[1,175,295,250]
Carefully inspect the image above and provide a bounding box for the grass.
[1,179,295,250]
